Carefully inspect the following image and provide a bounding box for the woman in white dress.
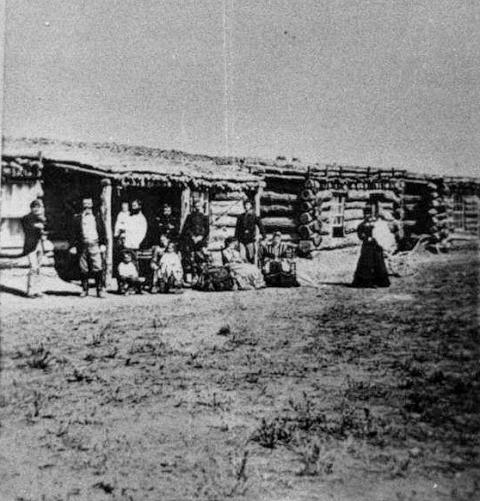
[222,237,265,290]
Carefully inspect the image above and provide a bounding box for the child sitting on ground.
[117,251,143,295]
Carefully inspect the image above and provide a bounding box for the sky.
[2,0,480,176]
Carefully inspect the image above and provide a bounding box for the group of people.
[18,194,402,299]
[53,196,297,298]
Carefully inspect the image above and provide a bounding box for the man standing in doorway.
[21,198,47,298]
[123,199,148,257]
[69,197,107,298]
[235,199,265,264]
[156,203,178,242]
[180,199,210,283]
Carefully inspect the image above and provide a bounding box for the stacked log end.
[296,178,324,255]
[431,181,454,243]
[401,180,451,244]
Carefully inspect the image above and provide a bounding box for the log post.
[180,186,191,233]
[254,185,262,218]
[100,178,113,287]
[254,185,263,265]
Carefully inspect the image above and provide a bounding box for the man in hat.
[21,198,47,298]
[69,197,107,298]
[235,199,266,264]
[180,199,210,283]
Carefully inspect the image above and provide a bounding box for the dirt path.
[0,250,479,501]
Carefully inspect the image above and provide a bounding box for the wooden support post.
[254,186,263,265]
[180,186,191,233]
[101,178,113,287]
[254,185,262,217]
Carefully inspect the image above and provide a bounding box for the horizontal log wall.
[262,216,297,231]
[260,173,301,240]
[262,191,298,204]
[209,192,245,253]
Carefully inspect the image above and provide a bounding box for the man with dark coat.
[21,198,47,297]
[156,203,178,241]
[148,203,178,247]
[180,199,210,283]
[69,197,107,298]
[234,199,266,264]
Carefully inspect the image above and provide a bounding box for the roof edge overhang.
[43,158,264,190]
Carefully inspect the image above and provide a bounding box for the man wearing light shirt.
[123,199,148,253]
[69,197,107,298]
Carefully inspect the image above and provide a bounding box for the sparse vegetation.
[20,343,53,370]
[0,249,478,500]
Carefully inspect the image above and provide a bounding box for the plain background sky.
[2,0,479,176]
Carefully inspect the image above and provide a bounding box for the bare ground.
[0,248,479,501]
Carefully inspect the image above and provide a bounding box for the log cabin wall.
[247,159,305,243]
[444,178,480,237]
[0,156,43,254]
[296,167,404,253]
[208,189,247,252]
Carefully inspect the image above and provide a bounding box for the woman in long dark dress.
[352,214,390,288]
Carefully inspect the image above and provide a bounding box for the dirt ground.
[0,247,479,501]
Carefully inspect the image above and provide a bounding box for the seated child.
[117,251,143,294]
[150,234,170,292]
[157,242,184,293]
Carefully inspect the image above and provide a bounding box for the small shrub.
[193,448,250,500]
[288,433,337,476]
[251,417,293,449]
[217,325,231,336]
[24,343,52,371]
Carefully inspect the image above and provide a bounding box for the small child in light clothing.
[117,252,143,294]
[158,242,184,293]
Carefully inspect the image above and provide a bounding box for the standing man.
[180,199,210,283]
[123,199,148,257]
[156,203,178,242]
[69,197,107,298]
[235,199,266,264]
[21,198,47,298]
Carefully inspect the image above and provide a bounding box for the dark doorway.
[114,186,182,247]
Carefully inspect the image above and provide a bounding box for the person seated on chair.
[222,237,265,290]
[117,251,143,295]
[259,231,297,287]
[156,242,184,293]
